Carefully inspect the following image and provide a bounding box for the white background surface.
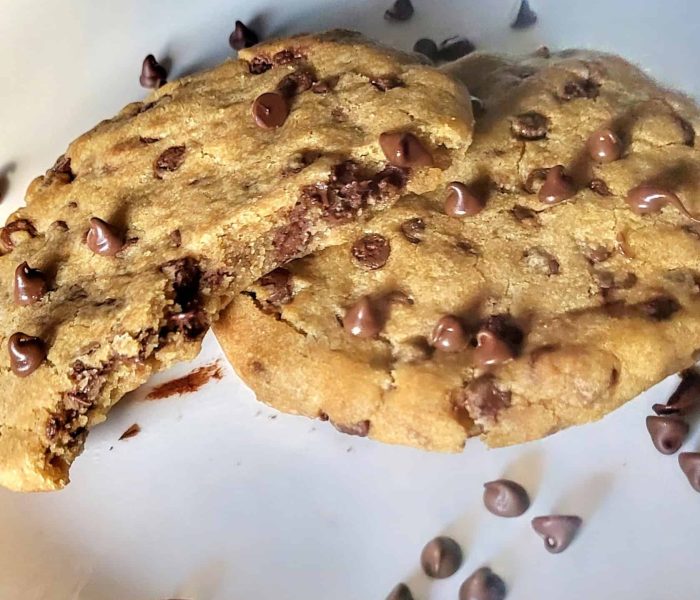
[2,1,700,598]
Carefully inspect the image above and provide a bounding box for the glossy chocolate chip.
[385,583,414,600]
[379,132,433,168]
[511,0,537,29]
[343,296,382,338]
[459,567,507,600]
[13,262,48,306]
[430,316,468,352]
[589,178,612,196]
[445,182,485,217]
[8,332,46,377]
[154,145,187,178]
[646,416,688,454]
[229,20,259,50]
[86,217,123,256]
[473,330,515,368]
[531,515,582,554]
[483,479,530,517]
[437,37,475,62]
[420,536,463,579]
[400,218,425,243]
[413,38,439,61]
[625,185,698,221]
[511,112,548,140]
[538,166,576,204]
[252,92,289,129]
[678,452,700,492]
[352,234,391,270]
[384,0,414,21]
[587,128,622,163]
[139,54,167,89]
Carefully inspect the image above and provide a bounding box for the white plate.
[1,1,700,598]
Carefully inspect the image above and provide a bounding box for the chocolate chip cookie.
[215,49,700,451]
[0,30,473,491]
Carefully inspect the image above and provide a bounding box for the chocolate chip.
[161,257,202,311]
[483,479,530,517]
[456,239,480,256]
[678,452,700,492]
[119,423,141,440]
[384,0,414,21]
[531,515,582,554]
[558,78,600,101]
[420,536,463,579]
[654,370,700,416]
[343,296,382,338]
[400,218,425,243]
[625,185,683,216]
[8,332,46,377]
[379,132,433,168]
[14,262,48,306]
[351,234,391,270]
[437,37,475,62]
[646,416,688,454]
[311,77,339,94]
[333,420,370,437]
[259,268,293,307]
[587,128,622,163]
[277,71,316,97]
[445,182,485,217]
[252,91,289,129]
[639,296,680,321]
[229,20,259,51]
[48,154,75,183]
[86,217,123,257]
[459,567,507,600]
[385,583,414,600]
[413,38,438,61]
[139,54,167,89]
[473,330,515,368]
[511,112,548,140]
[167,309,207,339]
[371,76,404,91]
[248,56,273,74]
[459,376,512,420]
[538,166,576,204]
[0,218,38,251]
[510,204,539,224]
[511,0,537,29]
[273,48,305,65]
[154,145,186,179]
[430,315,468,352]
[169,229,182,248]
[589,178,612,196]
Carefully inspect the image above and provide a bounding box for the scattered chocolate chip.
[459,567,507,600]
[49,154,75,182]
[459,376,512,420]
[169,229,182,248]
[413,38,439,61]
[437,37,475,62]
[511,112,548,140]
[384,0,414,21]
[559,78,600,101]
[385,583,414,600]
[252,91,289,129]
[13,262,48,306]
[430,315,468,352]
[343,296,382,338]
[139,54,167,89]
[511,0,537,29]
[421,536,463,579]
[646,416,688,454]
[273,48,305,65]
[538,165,576,204]
[639,296,680,321]
[277,70,316,97]
[483,479,530,517]
[589,178,612,196]
[379,132,433,168]
[0,218,38,251]
[311,76,339,93]
[587,128,622,163]
[531,515,582,554]
[351,234,391,270]
[678,452,700,492]
[154,145,186,179]
[8,332,46,377]
[259,268,293,307]
[248,56,273,74]
[445,182,485,217]
[333,420,370,437]
[400,218,426,244]
[654,370,700,416]
[119,423,141,440]
[229,20,259,51]
[371,76,404,92]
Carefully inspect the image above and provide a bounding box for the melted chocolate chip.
[384,0,414,21]
[139,54,167,89]
[483,479,530,517]
[248,56,273,74]
[8,332,46,377]
[584,245,611,264]
[379,132,433,168]
[510,204,539,225]
[86,217,123,256]
[538,166,576,204]
[589,178,612,196]
[679,452,700,492]
[531,515,582,554]
[229,20,259,51]
[352,234,391,270]
[437,37,475,62]
[371,76,404,92]
[252,91,289,129]
[511,0,537,29]
[259,268,294,307]
[413,38,439,61]
[646,416,688,454]
[333,420,370,437]
[167,309,207,339]
[154,145,186,178]
[0,218,38,251]
[625,185,699,221]
[473,330,515,368]
[161,257,202,310]
[421,537,462,579]
[277,71,316,97]
[400,217,426,243]
[385,583,414,600]
[459,376,512,420]
[511,111,548,140]
[14,262,48,306]
[430,315,468,352]
[343,296,382,338]
[558,78,600,101]
[459,567,507,600]
[587,128,622,163]
[639,296,680,321]
[49,154,75,183]
[445,182,485,217]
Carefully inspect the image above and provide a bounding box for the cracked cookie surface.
[0,30,473,491]
[216,50,700,451]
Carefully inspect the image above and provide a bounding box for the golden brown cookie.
[216,49,700,451]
